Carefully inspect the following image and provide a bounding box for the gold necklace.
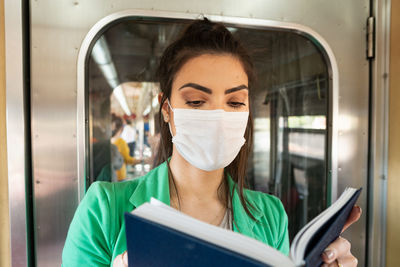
[171,197,227,226]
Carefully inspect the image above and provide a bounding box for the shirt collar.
[128,161,262,238]
[129,161,171,208]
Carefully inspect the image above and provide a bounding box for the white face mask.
[167,100,249,171]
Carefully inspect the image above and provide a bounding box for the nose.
[208,95,226,110]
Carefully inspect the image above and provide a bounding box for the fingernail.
[323,249,334,260]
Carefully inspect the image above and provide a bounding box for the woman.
[62,18,361,267]
[111,114,140,181]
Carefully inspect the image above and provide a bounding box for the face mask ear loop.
[167,99,174,113]
[166,99,174,137]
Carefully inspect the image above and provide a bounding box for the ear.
[158,92,163,104]
[159,93,170,123]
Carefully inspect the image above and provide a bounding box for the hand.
[321,205,362,267]
[112,251,128,267]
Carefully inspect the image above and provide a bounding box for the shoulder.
[62,165,167,266]
[68,164,165,225]
[85,179,140,203]
[72,180,139,228]
[85,161,167,203]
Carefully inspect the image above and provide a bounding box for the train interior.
[1,0,399,266]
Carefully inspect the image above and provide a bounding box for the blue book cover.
[124,212,269,267]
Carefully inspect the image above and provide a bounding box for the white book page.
[132,198,295,267]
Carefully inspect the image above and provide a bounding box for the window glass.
[86,19,329,241]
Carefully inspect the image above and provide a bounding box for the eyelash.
[229,102,246,109]
[185,101,205,108]
[185,101,246,109]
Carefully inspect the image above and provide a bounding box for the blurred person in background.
[111,114,141,181]
[121,118,137,157]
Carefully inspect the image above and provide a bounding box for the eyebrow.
[178,83,248,94]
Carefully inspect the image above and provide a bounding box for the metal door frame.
[368,0,391,266]
[4,0,29,266]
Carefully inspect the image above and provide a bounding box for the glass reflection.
[86,20,329,241]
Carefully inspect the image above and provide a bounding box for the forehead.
[172,54,248,89]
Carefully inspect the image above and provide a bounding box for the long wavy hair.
[154,18,258,226]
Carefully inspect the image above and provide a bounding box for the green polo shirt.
[62,161,289,266]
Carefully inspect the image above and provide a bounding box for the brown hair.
[111,113,123,137]
[154,18,257,225]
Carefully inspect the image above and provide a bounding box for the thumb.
[341,205,362,233]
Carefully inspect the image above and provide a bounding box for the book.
[124,187,362,267]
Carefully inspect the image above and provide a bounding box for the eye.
[185,100,205,108]
[228,101,246,109]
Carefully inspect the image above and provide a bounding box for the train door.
[9,1,372,266]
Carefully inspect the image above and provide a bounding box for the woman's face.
[161,54,249,136]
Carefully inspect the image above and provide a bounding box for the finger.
[321,261,338,267]
[341,205,362,233]
[322,255,359,267]
[122,251,128,266]
[321,236,351,264]
[112,254,123,267]
[337,255,358,267]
